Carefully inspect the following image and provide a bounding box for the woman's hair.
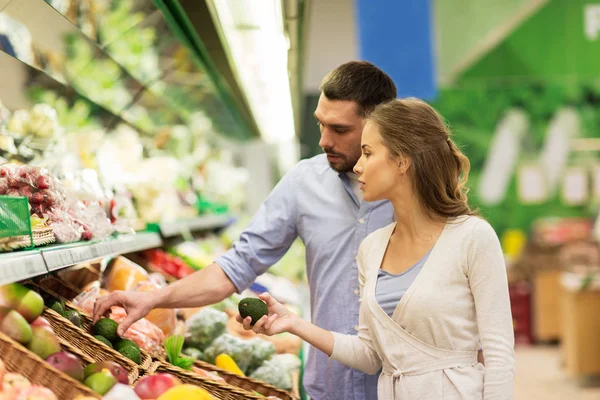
[368,98,477,220]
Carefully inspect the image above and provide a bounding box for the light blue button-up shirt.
[215,154,394,400]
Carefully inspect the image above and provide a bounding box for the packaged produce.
[143,249,195,280]
[104,257,149,292]
[132,281,176,336]
[73,286,164,354]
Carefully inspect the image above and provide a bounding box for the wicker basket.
[55,262,102,291]
[43,308,150,375]
[35,275,82,299]
[27,280,156,370]
[192,359,297,400]
[0,331,100,399]
[0,227,55,252]
[145,361,267,400]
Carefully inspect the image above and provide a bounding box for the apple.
[134,373,181,399]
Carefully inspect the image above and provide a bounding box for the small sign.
[562,167,588,205]
[518,164,547,203]
[585,5,600,40]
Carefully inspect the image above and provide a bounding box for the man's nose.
[319,128,334,149]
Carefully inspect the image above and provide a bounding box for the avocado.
[92,318,119,342]
[114,338,139,353]
[238,297,268,326]
[63,309,82,327]
[47,298,65,316]
[93,335,113,348]
[116,343,141,364]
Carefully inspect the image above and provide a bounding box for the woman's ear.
[397,157,411,175]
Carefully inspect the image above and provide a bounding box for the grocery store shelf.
[42,232,163,271]
[0,250,47,286]
[0,232,162,284]
[157,214,234,238]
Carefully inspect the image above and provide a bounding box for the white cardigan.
[330,216,515,399]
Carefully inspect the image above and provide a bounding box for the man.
[94,61,397,400]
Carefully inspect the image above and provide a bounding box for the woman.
[240,98,515,399]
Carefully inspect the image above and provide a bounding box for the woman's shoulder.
[448,215,497,239]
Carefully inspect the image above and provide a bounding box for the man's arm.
[93,163,302,335]
[93,263,236,335]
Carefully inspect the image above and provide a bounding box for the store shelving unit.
[156,214,233,238]
[0,213,235,285]
[0,1,245,284]
[0,232,161,285]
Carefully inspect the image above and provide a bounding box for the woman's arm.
[241,293,335,355]
[468,220,515,399]
[242,290,382,375]
[243,242,382,375]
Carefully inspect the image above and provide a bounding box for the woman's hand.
[236,293,299,336]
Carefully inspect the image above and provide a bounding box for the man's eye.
[364,152,371,158]
[334,128,348,134]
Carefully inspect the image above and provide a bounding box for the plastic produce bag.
[110,307,165,354]
[104,257,149,292]
[72,286,165,353]
[133,281,176,336]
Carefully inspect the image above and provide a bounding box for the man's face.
[314,93,365,173]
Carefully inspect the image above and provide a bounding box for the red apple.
[31,317,53,333]
[134,373,180,399]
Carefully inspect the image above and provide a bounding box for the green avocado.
[238,297,268,326]
[92,318,119,342]
[116,342,141,364]
[93,335,113,348]
[63,309,82,327]
[47,298,65,315]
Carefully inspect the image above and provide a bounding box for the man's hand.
[237,293,299,336]
[93,290,156,336]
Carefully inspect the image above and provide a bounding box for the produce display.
[0,1,307,398]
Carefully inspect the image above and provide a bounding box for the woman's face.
[353,121,405,202]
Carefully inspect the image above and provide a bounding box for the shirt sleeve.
[468,219,516,400]
[215,166,299,293]
[329,238,383,375]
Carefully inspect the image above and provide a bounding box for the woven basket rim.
[147,360,268,400]
[0,331,101,399]
[191,358,298,399]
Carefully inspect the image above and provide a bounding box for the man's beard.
[324,151,359,173]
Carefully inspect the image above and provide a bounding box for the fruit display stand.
[145,360,265,400]
[0,331,100,399]
[38,273,299,399]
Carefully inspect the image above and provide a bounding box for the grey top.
[376,249,432,317]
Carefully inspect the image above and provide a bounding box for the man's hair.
[319,61,397,117]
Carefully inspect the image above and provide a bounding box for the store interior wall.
[299,0,357,159]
